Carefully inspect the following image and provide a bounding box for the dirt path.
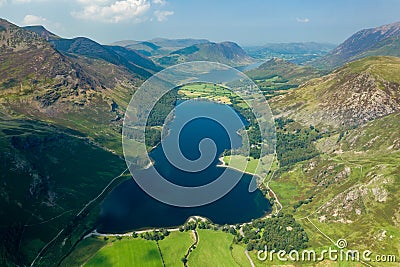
[265,167,282,215]
[184,229,198,266]
[244,250,255,267]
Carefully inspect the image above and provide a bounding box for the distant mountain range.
[245,42,336,64]
[112,38,254,67]
[112,38,210,57]
[311,22,400,69]
[23,25,161,78]
[50,37,161,77]
[155,41,254,67]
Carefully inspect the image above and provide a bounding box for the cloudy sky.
[1,0,400,45]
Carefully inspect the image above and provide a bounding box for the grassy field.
[223,155,258,174]
[84,238,163,267]
[178,83,234,104]
[158,231,194,267]
[60,238,106,267]
[189,229,239,267]
[230,243,252,267]
[63,232,194,267]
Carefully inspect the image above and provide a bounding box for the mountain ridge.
[311,22,400,69]
[155,41,254,67]
[272,56,400,128]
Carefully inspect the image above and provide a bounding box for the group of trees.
[132,228,170,241]
[275,118,322,167]
[145,127,161,148]
[179,221,197,232]
[237,213,309,252]
[177,218,239,234]
[293,196,314,211]
[146,90,177,127]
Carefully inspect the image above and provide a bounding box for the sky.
[1,0,400,46]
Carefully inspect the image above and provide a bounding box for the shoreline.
[86,209,274,239]
[84,215,210,239]
[88,158,279,239]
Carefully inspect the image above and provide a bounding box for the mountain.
[271,56,400,128]
[112,38,209,57]
[355,34,400,59]
[148,37,209,48]
[266,55,400,260]
[245,42,336,64]
[311,22,400,69]
[3,17,400,267]
[0,19,144,152]
[155,41,254,67]
[111,40,162,57]
[0,19,141,266]
[23,25,60,41]
[50,37,161,77]
[0,19,101,106]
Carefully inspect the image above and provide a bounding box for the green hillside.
[0,119,128,266]
[271,56,400,128]
[311,22,400,69]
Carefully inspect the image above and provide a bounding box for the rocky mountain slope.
[270,111,400,259]
[268,55,400,260]
[272,56,400,128]
[312,22,400,69]
[0,19,144,153]
[0,19,101,107]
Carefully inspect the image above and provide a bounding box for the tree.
[181,257,188,264]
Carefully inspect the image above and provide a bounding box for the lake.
[97,100,271,233]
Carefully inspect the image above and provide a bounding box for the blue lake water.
[97,101,271,233]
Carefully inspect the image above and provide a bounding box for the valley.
[0,14,399,267]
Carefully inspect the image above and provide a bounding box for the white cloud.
[154,10,173,22]
[296,17,310,23]
[72,0,152,23]
[22,14,47,25]
[0,0,6,6]
[152,0,166,6]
